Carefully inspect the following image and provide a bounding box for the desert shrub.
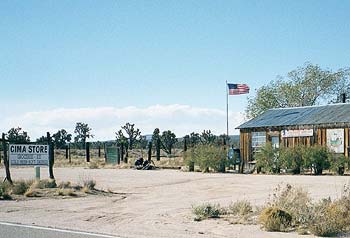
[279,145,304,174]
[24,183,40,197]
[57,188,77,197]
[259,207,292,232]
[80,178,96,192]
[192,203,223,221]
[268,184,312,226]
[11,180,34,195]
[0,182,12,200]
[303,145,330,175]
[228,200,253,216]
[255,143,281,174]
[189,145,227,173]
[33,179,57,189]
[89,162,99,169]
[330,154,346,175]
[309,198,350,237]
[58,181,71,189]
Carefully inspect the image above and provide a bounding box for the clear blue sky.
[1,0,350,139]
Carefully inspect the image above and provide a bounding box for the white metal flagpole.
[226,80,229,137]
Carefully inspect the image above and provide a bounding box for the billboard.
[9,144,49,166]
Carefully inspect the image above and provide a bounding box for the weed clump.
[228,200,253,216]
[259,207,292,232]
[192,203,222,221]
[0,181,12,200]
[268,184,311,227]
[12,180,33,195]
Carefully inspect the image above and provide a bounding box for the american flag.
[227,83,250,95]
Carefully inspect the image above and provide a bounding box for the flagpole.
[226,80,229,137]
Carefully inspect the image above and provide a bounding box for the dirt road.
[1,168,349,237]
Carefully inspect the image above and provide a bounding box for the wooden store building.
[237,103,350,163]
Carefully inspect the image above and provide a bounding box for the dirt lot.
[1,168,350,238]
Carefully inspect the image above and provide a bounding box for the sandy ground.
[1,168,350,238]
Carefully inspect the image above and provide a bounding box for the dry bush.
[11,180,34,195]
[57,188,77,197]
[88,161,99,169]
[24,184,40,197]
[0,181,12,200]
[79,176,96,193]
[268,184,311,227]
[309,198,348,237]
[192,203,223,221]
[228,200,253,216]
[58,181,71,189]
[259,207,292,232]
[33,179,57,189]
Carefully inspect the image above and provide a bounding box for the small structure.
[237,103,350,165]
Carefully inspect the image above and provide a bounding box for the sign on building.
[327,129,344,153]
[9,144,49,166]
[281,129,313,138]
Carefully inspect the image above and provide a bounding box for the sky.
[1,0,350,140]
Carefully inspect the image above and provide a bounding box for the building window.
[252,131,266,150]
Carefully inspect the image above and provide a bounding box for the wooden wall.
[240,127,350,164]
[239,131,252,163]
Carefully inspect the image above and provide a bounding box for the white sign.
[327,129,344,153]
[281,129,313,138]
[9,144,49,166]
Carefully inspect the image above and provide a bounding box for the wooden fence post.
[47,132,55,179]
[148,142,152,161]
[2,133,12,184]
[156,138,160,161]
[104,143,107,162]
[68,143,71,163]
[116,147,120,164]
[86,142,90,162]
[65,145,69,159]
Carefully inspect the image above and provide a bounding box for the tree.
[7,127,30,143]
[246,63,350,119]
[52,129,72,149]
[200,130,216,145]
[152,128,161,161]
[188,132,201,147]
[116,129,128,162]
[74,122,93,144]
[120,123,141,150]
[161,130,177,155]
[36,136,47,143]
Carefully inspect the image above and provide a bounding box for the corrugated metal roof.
[237,103,350,129]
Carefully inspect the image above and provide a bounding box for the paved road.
[0,222,120,238]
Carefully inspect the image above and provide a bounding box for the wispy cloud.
[1,104,246,141]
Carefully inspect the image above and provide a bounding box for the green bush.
[188,145,227,173]
[192,203,223,221]
[330,154,346,175]
[303,145,330,175]
[255,143,281,174]
[259,207,292,232]
[279,145,304,174]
